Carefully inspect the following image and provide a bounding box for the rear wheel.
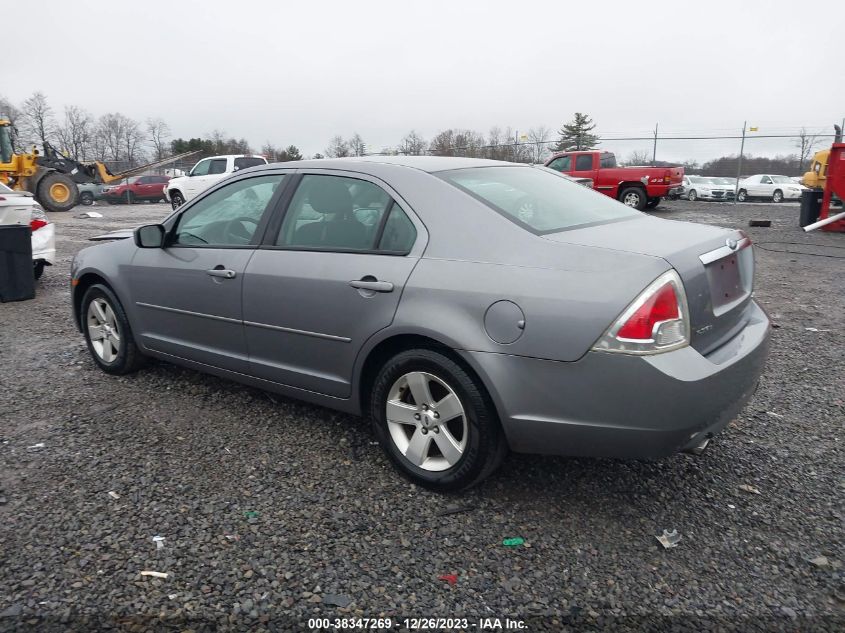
[33,261,45,280]
[369,348,507,491]
[737,189,748,202]
[79,191,94,206]
[772,189,783,203]
[170,191,185,210]
[619,186,647,210]
[646,197,661,209]
[36,172,79,212]
[81,284,145,375]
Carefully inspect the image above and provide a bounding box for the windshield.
[439,166,639,234]
[689,176,707,183]
[770,175,793,183]
[715,177,735,185]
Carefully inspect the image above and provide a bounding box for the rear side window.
[600,153,617,168]
[235,157,267,170]
[277,175,393,251]
[208,159,228,175]
[575,155,593,170]
[440,166,638,234]
[378,206,417,253]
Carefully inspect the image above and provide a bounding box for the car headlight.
[788,187,800,192]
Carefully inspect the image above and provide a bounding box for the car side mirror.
[134,224,166,248]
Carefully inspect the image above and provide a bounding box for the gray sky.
[7,0,845,162]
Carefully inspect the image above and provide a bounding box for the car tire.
[36,171,79,212]
[772,189,783,203]
[33,260,45,280]
[646,197,661,209]
[619,186,647,210]
[124,191,135,205]
[369,348,507,491]
[81,284,145,375]
[170,191,185,210]
[687,189,697,202]
[79,191,94,206]
[737,189,748,202]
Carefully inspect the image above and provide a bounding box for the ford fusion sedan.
[70,157,770,490]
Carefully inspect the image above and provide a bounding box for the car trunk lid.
[543,215,754,355]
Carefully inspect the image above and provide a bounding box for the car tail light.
[663,175,671,183]
[592,270,690,355]
[30,205,49,231]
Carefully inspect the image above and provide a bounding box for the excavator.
[800,124,845,233]
[0,117,199,212]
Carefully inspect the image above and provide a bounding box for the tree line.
[0,93,822,177]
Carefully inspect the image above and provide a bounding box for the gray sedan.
[70,157,770,490]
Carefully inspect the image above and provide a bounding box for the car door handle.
[206,268,237,279]
[349,279,394,292]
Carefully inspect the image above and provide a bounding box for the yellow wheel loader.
[0,118,198,212]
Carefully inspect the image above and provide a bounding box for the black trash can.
[0,224,35,302]
[799,189,823,228]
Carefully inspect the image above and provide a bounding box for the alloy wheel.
[385,371,467,472]
[623,191,641,207]
[87,298,121,363]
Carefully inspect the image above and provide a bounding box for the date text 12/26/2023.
[307,617,527,630]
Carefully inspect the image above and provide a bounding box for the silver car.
[71,157,770,490]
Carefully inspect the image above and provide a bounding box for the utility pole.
[652,123,659,164]
[734,121,746,205]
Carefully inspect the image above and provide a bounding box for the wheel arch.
[354,330,504,429]
[72,271,117,331]
[616,181,647,199]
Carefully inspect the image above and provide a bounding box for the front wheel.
[81,284,145,375]
[687,189,698,202]
[772,189,783,203]
[79,191,94,206]
[36,171,79,212]
[170,191,185,210]
[737,189,748,202]
[618,187,647,210]
[369,348,507,491]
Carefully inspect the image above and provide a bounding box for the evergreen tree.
[553,113,600,152]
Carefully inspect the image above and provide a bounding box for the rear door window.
[574,154,593,170]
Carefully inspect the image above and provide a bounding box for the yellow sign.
[749,126,759,132]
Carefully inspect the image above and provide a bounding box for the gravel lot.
[1,198,843,631]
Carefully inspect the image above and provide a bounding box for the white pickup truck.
[164,154,268,209]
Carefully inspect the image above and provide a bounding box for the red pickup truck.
[544,151,683,210]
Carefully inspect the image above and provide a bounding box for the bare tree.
[429,129,456,156]
[502,127,529,163]
[261,141,279,161]
[399,130,427,155]
[795,127,821,172]
[325,135,350,158]
[487,126,506,160]
[97,113,128,161]
[623,150,652,166]
[527,126,552,163]
[123,118,146,165]
[56,105,94,160]
[146,118,171,160]
[20,92,56,149]
[348,133,366,156]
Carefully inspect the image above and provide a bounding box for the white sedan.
[682,176,734,201]
[737,175,805,203]
[0,182,55,279]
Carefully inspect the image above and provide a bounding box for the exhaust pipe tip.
[683,436,711,456]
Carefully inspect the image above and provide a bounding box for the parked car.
[737,174,805,202]
[682,176,734,201]
[71,157,770,490]
[77,182,107,206]
[102,175,171,204]
[544,150,683,210]
[0,182,55,278]
[164,155,268,209]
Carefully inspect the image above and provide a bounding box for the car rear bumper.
[462,300,770,458]
[31,224,56,264]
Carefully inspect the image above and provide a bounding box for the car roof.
[259,155,527,174]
